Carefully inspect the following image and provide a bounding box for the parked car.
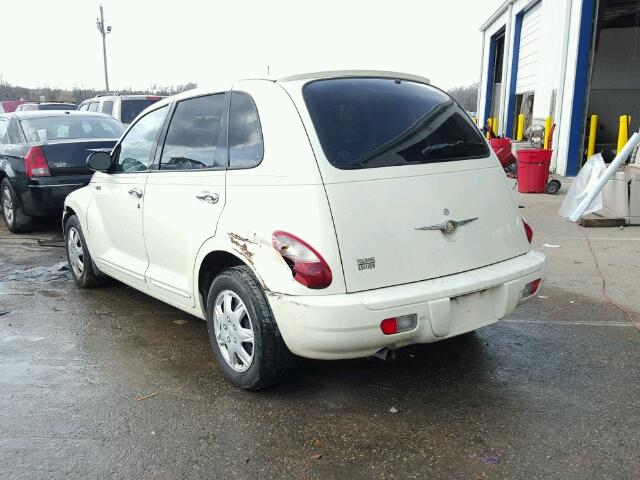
[78,94,164,125]
[0,100,32,113]
[0,111,124,232]
[15,102,78,111]
[64,71,545,389]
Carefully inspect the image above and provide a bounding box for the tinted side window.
[229,92,263,168]
[101,101,114,115]
[160,94,226,170]
[87,103,98,112]
[116,106,167,172]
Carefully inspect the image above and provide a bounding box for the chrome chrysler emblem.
[415,217,478,233]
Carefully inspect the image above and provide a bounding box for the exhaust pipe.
[372,347,396,362]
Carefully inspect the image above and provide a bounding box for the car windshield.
[121,99,160,124]
[20,115,125,142]
[303,78,489,169]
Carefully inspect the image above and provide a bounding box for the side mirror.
[87,151,113,172]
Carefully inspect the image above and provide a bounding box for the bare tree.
[0,79,199,102]
[448,82,478,112]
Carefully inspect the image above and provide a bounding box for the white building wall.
[478,0,585,175]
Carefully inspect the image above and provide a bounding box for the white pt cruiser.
[64,71,545,389]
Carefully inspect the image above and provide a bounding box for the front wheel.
[206,266,294,390]
[65,215,105,288]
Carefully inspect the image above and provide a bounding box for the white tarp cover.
[558,153,606,218]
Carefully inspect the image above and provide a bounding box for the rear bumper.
[17,175,91,216]
[266,250,545,360]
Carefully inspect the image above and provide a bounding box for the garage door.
[516,3,541,94]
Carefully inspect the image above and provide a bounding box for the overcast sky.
[1,0,503,92]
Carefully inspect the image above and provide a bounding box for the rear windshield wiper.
[421,140,486,156]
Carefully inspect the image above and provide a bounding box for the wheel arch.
[196,249,255,316]
[62,206,77,234]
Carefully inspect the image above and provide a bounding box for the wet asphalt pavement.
[1,188,640,479]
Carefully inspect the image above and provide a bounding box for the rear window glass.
[20,116,125,142]
[101,101,114,114]
[229,92,263,168]
[121,99,160,124]
[38,104,77,110]
[303,78,489,169]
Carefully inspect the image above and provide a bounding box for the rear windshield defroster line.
[302,78,490,170]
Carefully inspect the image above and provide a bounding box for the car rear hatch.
[40,139,117,175]
[289,76,530,293]
[19,114,123,175]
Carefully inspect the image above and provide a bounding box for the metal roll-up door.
[516,3,542,94]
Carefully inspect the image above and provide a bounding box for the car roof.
[39,102,77,105]
[80,94,166,103]
[130,70,433,119]
[8,110,112,120]
[276,70,431,84]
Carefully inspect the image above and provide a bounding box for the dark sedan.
[0,110,124,232]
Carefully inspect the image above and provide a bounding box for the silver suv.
[78,94,165,125]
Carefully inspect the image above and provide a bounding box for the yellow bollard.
[544,117,552,150]
[587,114,598,158]
[492,117,499,136]
[617,115,630,153]
[486,117,495,139]
[516,114,525,141]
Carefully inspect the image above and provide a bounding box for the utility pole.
[96,5,111,92]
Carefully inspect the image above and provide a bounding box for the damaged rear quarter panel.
[192,80,347,317]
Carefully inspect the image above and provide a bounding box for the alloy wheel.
[213,290,255,372]
[2,187,13,225]
[67,227,85,278]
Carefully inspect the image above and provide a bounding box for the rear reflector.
[24,146,50,177]
[380,314,417,335]
[522,218,533,244]
[522,279,542,299]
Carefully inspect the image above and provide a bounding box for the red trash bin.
[516,149,552,193]
[489,138,515,168]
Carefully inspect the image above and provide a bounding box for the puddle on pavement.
[1,261,71,282]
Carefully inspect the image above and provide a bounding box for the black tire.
[545,181,560,195]
[64,214,105,288]
[206,265,294,390]
[1,178,33,233]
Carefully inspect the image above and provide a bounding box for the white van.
[78,94,164,125]
[64,71,545,389]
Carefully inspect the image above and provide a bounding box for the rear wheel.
[65,214,105,288]
[206,265,294,390]
[1,178,33,233]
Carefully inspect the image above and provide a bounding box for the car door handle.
[128,188,143,198]
[196,192,219,204]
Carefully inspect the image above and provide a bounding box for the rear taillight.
[24,146,50,177]
[522,278,542,299]
[522,218,533,244]
[146,96,161,101]
[272,231,332,289]
[380,314,418,335]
